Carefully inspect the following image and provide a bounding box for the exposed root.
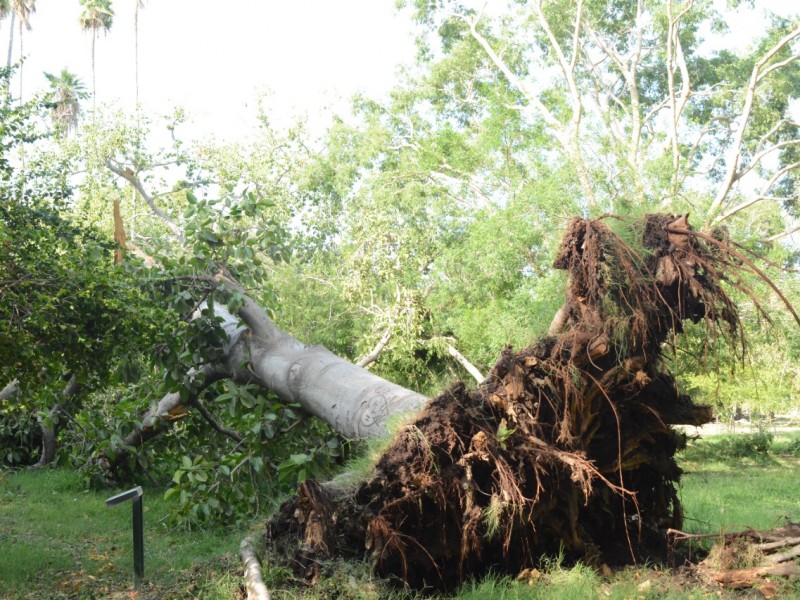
[252,214,792,592]
[671,523,800,590]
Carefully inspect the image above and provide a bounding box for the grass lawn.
[679,430,800,535]
[0,468,248,599]
[1,430,799,599]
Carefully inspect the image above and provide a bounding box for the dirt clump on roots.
[265,214,752,592]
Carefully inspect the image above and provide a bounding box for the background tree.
[397,1,800,230]
[0,0,9,80]
[79,0,114,112]
[133,0,143,109]
[1,0,35,96]
[44,68,88,134]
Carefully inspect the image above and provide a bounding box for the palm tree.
[44,69,88,134]
[79,0,114,112]
[2,0,35,96]
[0,1,10,83]
[134,0,144,108]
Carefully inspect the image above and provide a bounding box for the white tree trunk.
[217,291,427,439]
[108,290,428,470]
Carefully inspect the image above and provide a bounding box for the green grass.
[678,431,800,534]
[2,432,800,599]
[0,468,247,599]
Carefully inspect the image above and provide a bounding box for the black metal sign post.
[106,486,144,592]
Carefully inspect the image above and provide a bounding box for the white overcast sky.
[0,1,795,143]
[0,0,417,141]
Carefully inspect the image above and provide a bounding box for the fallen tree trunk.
[232,291,428,438]
[252,214,767,594]
[102,292,428,477]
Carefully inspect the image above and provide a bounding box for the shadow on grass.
[0,468,246,599]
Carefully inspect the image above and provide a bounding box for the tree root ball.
[265,214,749,591]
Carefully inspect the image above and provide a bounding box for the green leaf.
[251,456,264,473]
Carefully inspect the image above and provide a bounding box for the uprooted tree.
[6,0,800,479]
[3,0,800,593]
[252,212,798,594]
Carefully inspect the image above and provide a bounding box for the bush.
[0,398,40,467]
[723,431,774,458]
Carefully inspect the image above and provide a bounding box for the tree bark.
[103,289,428,474]
[223,283,427,439]
[35,375,82,467]
[0,379,19,400]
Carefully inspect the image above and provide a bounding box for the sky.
[0,0,796,144]
[0,0,418,141]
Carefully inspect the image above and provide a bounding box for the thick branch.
[446,343,485,384]
[714,160,800,224]
[465,8,596,205]
[215,273,289,345]
[762,220,800,243]
[107,363,231,472]
[356,326,393,369]
[735,139,800,181]
[105,159,184,242]
[533,0,583,133]
[240,528,271,600]
[35,375,82,467]
[709,27,800,216]
[667,0,694,192]
[767,543,800,564]
[463,12,560,131]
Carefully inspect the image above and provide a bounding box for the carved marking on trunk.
[287,362,302,389]
[355,386,391,435]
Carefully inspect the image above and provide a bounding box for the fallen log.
[681,523,800,589]
[708,563,800,588]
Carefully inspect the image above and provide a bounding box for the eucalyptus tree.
[44,68,88,134]
[397,0,800,234]
[79,0,114,111]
